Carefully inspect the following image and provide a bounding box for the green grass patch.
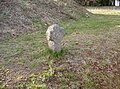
[32,18,48,31]
[0,83,6,89]
[45,48,67,60]
[61,16,120,35]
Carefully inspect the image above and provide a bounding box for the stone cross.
[46,24,64,52]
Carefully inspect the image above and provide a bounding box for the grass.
[0,83,5,89]
[0,9,120,88]
[45,48,67,60]
[87,8,120,15]
[32,18,48,31]
[61,15,120,35]
[1,16,120,61]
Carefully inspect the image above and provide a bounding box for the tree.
[96,0,112,6]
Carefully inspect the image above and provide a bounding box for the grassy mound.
[0,0,90,40]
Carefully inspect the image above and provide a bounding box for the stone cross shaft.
[46,24,64,52]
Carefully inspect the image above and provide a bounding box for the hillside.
[0,0,90,40]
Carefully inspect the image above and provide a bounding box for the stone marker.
[46,24,64,52]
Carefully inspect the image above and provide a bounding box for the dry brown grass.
[87,8,120,15]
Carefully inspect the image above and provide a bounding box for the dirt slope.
[0,0,90,40]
